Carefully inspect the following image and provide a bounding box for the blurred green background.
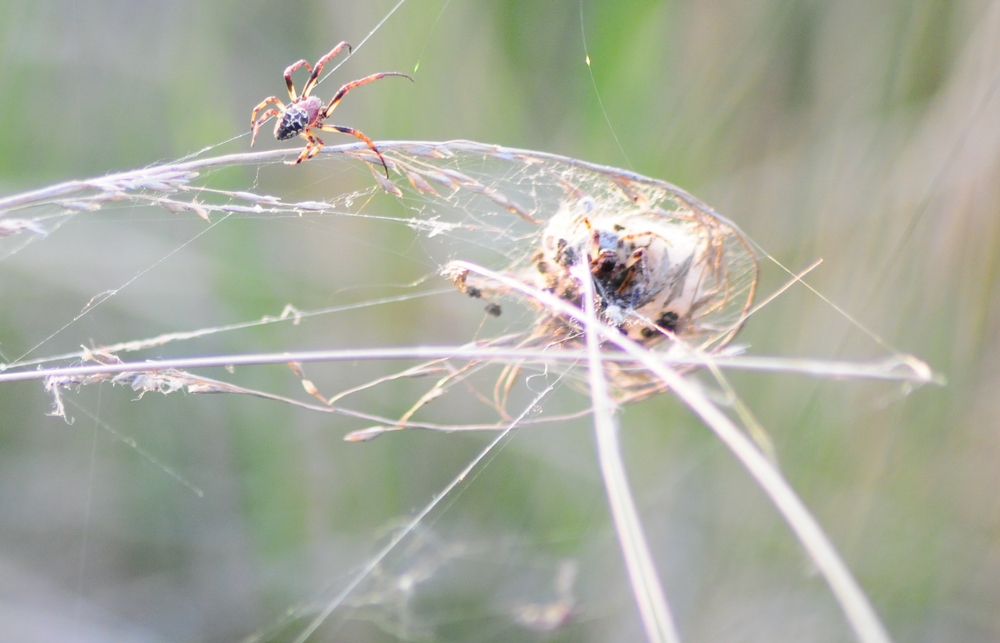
[1,0,999,641]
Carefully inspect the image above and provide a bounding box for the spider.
[250,42,411,174]
[526,205,697,344]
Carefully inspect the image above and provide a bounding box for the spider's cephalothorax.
[250,42,412,174]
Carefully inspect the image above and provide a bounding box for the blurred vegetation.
[1,0,999,641]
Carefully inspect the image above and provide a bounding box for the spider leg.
[316,123,390,177]
[322,72,413,119]
[615,249,646,295]
[282,59,313,101]
[250,97,285,146]
[251,109,281,147]
[300,41,352,99]
[287,130,324,165]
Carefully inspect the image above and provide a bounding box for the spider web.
[0,141,768,422]
[0,140,933,643]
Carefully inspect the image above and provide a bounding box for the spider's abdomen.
[276,106,310,140]
[275,97,323,141]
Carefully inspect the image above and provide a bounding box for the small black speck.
[536,261,549,274]
[466,286,482,299]
[641,327,657,339]
[613,224,625,232]
[656,311,679,332]
[557,246,577,267]
[484,303,501,317]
